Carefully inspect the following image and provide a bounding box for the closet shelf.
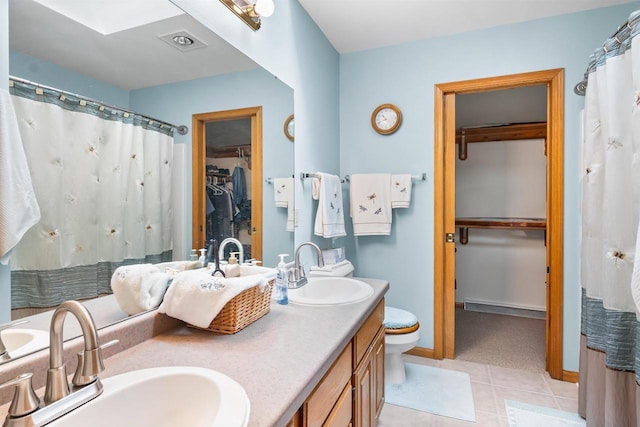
[455,122,547,160]
[455,217,546,245]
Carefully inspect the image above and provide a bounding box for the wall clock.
[284,114,294,141]
[371,103,402,135]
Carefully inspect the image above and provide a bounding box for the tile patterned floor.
[378,355,579,426]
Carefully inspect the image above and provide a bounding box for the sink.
[47,366,250,427]
[1,328,49,359]
[288,277,374,306]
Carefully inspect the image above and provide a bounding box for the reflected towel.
[349,174,392,236]
[312,173,346,238]
[632,219,640,312]
[0,89,41,264]
[273,177,295,232]
[111,264,171,315]
[391,174,412,208]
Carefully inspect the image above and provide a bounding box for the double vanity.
[0,276,388,427]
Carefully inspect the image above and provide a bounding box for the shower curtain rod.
[9,75,189,135]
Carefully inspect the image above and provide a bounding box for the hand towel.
[312,173,346,238]
[111,264,171,315]
[158,267,276,328]
[349,174,392,236]
[632,219,640,313]
[308,260,354,277]
[273,177,295,232]
[391,174,412,208]
[0,89,41,264]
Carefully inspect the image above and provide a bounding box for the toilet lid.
[384,306,418,330]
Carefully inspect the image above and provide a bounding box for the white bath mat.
[506,400,585,427]
[385,363,475,422]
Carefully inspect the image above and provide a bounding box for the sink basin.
[1,328,49,359]
[48,366,250,427]
[288,277,374,306]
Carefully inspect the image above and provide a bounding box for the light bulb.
[254,0,274,17]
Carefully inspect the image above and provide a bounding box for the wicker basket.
[195,278,274,334]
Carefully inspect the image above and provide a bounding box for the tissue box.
[322,247,346,265]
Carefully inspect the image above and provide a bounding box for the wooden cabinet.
[354,326,385,427]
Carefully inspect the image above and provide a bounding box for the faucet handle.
[72,339,118,387]
[0,373,41,418]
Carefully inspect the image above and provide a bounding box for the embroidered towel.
[349,174,392,236]
[111,264,171,315]
[391,174,412,208]
[0,89,41,264]
[312,173,346,238]
[273,177,295,232]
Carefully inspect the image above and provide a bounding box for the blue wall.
[0,0,9,324]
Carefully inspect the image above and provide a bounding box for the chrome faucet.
[290,242,325,289]
[0,300,114,427]
[0,320,29,363]
[218,238,244,264]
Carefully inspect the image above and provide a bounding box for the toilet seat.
[384,306,419,334]
[385,322,419,334]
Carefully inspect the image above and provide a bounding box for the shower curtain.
[579,9,640,426]
[8,80,174,308]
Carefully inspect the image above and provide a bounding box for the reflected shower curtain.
[8,81,173,308]
[579,9,640,426]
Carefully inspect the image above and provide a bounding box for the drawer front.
[306,341,353,426]
[354,299,384,366]
[323,382,352,427]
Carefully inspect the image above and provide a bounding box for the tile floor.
[378,354,579,426]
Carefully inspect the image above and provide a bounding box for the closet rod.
[9,75,188,135]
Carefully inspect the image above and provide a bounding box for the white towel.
[158,267,276,328]
[312,173,346,238]
[391,174,412,208]
[111,264,171,315]
[0,89,41,264]
[631,219,640,313]
[308,260,354,277]
[273,177,295,232]
[349,174,392,236]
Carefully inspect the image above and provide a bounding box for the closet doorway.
[433,69,565,380]
[192,107,263,262]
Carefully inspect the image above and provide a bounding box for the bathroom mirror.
[4,0,294,364]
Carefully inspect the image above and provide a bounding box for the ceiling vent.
[159,31,207,52]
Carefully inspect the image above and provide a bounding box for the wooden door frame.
[192,106,263,261]
[433,69,565,379]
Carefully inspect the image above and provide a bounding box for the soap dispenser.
[274,254,289,305]
[225,252,241,278]
[198,248,207,267]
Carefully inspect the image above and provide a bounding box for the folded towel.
[0,89,41,264]
[349,174,392,236]
[111,264,171,315]
[158,267,276,328]
[313,173,346,238]
[308,260,354,277]
[391,174,412,208]
[273,177,295,232]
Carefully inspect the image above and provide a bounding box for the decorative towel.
[391,174,412,208]
[312,173,346,238]
[308,260,354,277]
[349,174,392,236]
[632,219,640,313]
[111,264,171,315]
[0,89,41,264]
[158,266,276,328]
[273,177,295,232]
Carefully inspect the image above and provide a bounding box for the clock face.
[375,108,398,131]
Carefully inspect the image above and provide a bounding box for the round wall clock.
[284,114,294,141]
[371,103,402,135]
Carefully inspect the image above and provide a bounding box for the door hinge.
[445,233,455,243]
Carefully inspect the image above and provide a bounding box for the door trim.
[433,69,564,379]
[192,106,263,261]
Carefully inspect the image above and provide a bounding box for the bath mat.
[385,363,475,421]
[506,400,585,427]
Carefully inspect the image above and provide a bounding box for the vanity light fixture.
[219,0,275,31]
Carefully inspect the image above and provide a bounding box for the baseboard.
[463,300,546,320]
[405,347,435,359]
[562,370,579,383]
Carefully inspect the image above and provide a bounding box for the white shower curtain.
[579,9,640,426]
[9,82,173,308]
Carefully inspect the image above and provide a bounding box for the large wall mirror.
[3,0,294,364]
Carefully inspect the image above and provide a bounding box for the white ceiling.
[297,0,636,53]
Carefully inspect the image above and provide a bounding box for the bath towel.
[158,266,276,328]
[632,220,640,313]
[391,174,412,208]
[0,89,41,264]
[312,173,346,238]
[111,264,171,315]
[273,177,295,232]
[349,174,392,236]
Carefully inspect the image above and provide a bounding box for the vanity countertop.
[0,277,388,427]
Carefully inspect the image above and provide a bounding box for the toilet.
[384,306,420,384]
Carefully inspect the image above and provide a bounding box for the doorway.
[432,69,565,380]
[192,107,263,262]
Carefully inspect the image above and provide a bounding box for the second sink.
[288,277,373,306]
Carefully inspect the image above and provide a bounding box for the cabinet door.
[372,328,385,419]
[323,382,352,427]
[353,350,372,427]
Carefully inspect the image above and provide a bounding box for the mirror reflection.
[4,0,294,364]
